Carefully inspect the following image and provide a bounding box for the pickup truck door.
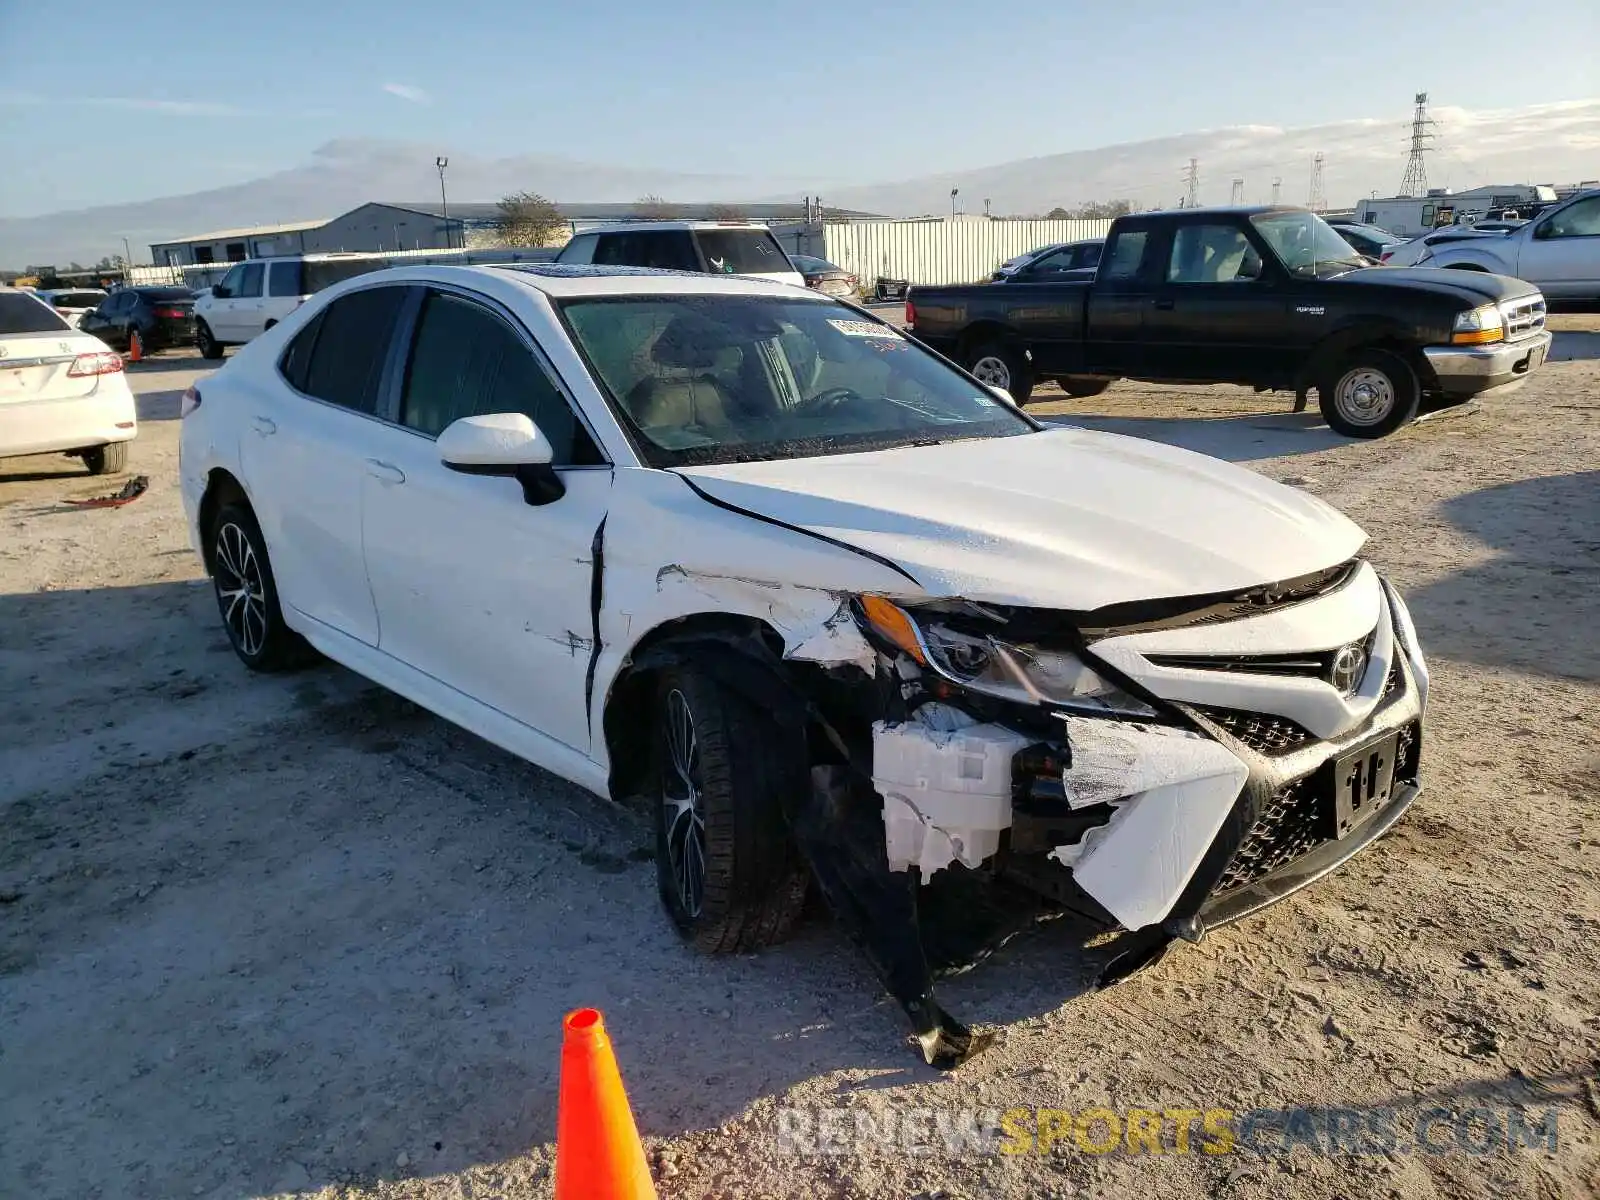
[1514,196,1600,300]
[1140,220,1301,384]
[1082,220,1162,377]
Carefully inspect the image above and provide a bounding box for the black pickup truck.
[906,206,1552,437]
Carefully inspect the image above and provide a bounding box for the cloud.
[85,97,246,116]
[382,83,431,105]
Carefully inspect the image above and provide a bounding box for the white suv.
[179,263,1427,1066]
[557,222,805,287]
[193,255,384,358]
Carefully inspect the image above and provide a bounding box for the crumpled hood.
[677,428,1366,610]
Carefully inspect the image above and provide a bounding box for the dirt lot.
[2,336,1597,1200]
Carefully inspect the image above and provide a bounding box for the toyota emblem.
[1329,643,1367,694]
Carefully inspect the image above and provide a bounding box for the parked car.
[179,262,1429,1064]
[1378,225,1517,268]
[194,255,387,359]
[906,206,1551,437]
[1413,188,1600,303]
[78,286,197,359]
[790,254,859,298]
[557,222,805,287]
[1326,222,1402,261]
[992,239,1105,281]
[0,288,135,474]
[35,288,108,328]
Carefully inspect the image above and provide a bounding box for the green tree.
[494,191,566,247]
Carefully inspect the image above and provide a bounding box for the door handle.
[251,416,277,436]
[364,459,405,485]
[1153,298,1175,310]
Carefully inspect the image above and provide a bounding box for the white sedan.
[0,288,136,474]
[178,264,1427,1065]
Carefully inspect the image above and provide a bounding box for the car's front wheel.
[196,321,224,360]
[966,341,1034,404]
[1318,348,1421,438]
[653,668,810,954]
[209,502,311,671]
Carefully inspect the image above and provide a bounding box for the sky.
[1,0,1597,218]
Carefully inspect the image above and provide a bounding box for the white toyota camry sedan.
[1,288,136,474]
[179,264,1428,1065]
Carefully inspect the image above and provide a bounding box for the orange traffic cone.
[555,1008,658,1200]
[127,329,143,363]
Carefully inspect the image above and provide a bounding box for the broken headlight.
[856,596,1157,716]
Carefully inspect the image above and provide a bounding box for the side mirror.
[438,413,564,505]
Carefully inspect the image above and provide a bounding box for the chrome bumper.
[1423,330,1551,394]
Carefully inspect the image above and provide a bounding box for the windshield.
[1251,211,1367,277]
[559,295,1035,468]
[0,291,71,334]
[693,229,792,275]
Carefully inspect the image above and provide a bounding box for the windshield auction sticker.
[827,319,902,339]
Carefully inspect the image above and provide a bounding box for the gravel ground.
[1,337,1597,1200]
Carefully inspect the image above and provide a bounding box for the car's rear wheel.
[1318,347,1420,438]
[196,321,224,360]
[81,442,128,475]
[967,341,1034,404]
[653,668,810,954]
[209,502,311,671]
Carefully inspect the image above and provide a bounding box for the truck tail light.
[905,298,916,329]
[66,351,124,377]
[180,386,202,417]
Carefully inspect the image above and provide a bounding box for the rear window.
[296,286,407,414]
[0,291,71,334]
[303,259,384,293]
[136,288,195,303]
[268,261,304,296]
[693,229,790,274]
[50,291,105,308]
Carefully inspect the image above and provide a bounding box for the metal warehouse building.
[150,201,887,265]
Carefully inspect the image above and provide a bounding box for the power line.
[1399,91,1435,197]
[1308,153,1327,213]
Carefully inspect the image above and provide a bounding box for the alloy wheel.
[214,522,269,658]
[971,355,1011,389]
[662,688,706,919]
[1333,367,1396,426]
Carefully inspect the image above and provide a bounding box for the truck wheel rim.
[972,356,1011,389]
[662,689,706,919]
[1334,367,1395,425]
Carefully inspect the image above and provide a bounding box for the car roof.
[571,221,776,235]
[464,262,818,298]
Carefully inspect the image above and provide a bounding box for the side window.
[591,234,631,266]
[279,311,325,392]
[237,263,265,298]
[298,287,407,415]
[1026,247,1074,275]
[1100,230,1150,280]
[398,291,601,465]
[560,234,598,265]
[1079,243,1103,268]
[1543,197,1600,238]
[268,261,304,297]
[1166,224,1259,284]
[217,265,245,296]
[642,231,699,272]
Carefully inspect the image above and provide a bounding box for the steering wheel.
[795,386,860,415]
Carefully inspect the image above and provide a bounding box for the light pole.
[950,187,959,219]
[436,156,451,249]
[121,237,133,277]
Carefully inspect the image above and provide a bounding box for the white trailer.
[1353,186,1557,239]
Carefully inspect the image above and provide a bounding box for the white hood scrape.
[678,428,1365,612]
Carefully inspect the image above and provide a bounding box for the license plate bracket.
[1331,731,1400,838]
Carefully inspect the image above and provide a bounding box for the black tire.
[966,340,1034,404]
[208,502,313,672]
[653,668,810,954]
[196,321,224,360]
[81,442,129,475]
[1317,347,1421,439]
[1061,377,1113,398]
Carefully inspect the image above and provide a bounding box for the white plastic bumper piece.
[873,706,1033,880]
[1051,717,1249,930]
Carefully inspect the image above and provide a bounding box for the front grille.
[1195,707,1318,754]
[1500,295,1546,340]
[1215,777,1326,892]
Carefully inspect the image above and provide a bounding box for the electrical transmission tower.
[1308,153,1327,213]
[1230,178,1245,205]
[1271,177,1282,204]
[1182,158,1200,208]
[1399,91,1435,197]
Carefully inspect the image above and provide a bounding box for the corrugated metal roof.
[375,201,891,221]
[153,219,329,245]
